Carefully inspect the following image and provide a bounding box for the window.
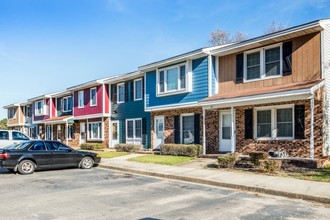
[62,97,72,112]
[0,131,9,140]
[12,132,29,140]
[157,63,187,95]
[112,122,118,140]
[255,105,294,140]
[126,119,142,144]
[29,141,45,151]
[8,108,16,119]
[117,83,125,103]
[90,88,97,106]
[78,91,84,108]
[68,125,74,139]
[181,115,194,144]
[50,141,72,151]
[244,44,282,81]
[25,106,31,117]
[88,122,102,140]
[134,79,142,101]
[35,101,44,116]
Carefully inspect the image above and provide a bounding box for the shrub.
[259,159,282,173]
[218,155,236,169]
[114,144,142,152]
[160,144,199,157]
[249,151,269,166]
[80,143,105,150]
[195,144,203,157]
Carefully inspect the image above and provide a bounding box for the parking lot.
[1,167,330,220]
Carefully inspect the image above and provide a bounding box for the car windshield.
[4,141,33,150]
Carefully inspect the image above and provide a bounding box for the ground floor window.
[181,114,194,144]
[126,118,142,144]
[255,105,293,139]
[88,122,102,140]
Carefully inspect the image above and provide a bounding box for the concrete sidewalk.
[99,154,330,204]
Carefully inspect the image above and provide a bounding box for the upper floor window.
[244,44,282,82]
[90,88,97,106]
[62,97,72,112]
[35,100,44,116]
[78,91,84,108]
[157,63,187,96]
[134,79,142,101]
[117,83,125,103]
[24,106,31,118]
[8,108,16,119]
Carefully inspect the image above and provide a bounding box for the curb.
[99,164,330,205]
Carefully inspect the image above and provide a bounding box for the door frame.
[219,110,235,152]
[79,122,86,144]
[110,120,119,148]
[153,115,164,149]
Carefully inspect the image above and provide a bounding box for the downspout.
[202,108,206,155]
[310,95,315,160]
[231,106,235,153]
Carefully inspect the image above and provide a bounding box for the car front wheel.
[17,160,36,175]
[80,157,94,169]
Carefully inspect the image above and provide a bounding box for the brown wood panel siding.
[218,33,321,94]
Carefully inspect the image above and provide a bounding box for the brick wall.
[151,107,203,149]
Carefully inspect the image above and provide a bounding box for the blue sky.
[0,0,329,118]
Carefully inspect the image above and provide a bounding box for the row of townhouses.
[4,19,330,159]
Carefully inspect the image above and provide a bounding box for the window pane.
[127,121,134,138]
[135,120,142,138]
[68,97,72,110]
[91,89,96,105]
[247,52,260,80]
[118,84,125,102]
[265,47,280,76]
[257,110,271,138]
[182,115,194,144]
[112,123,118,140]
[64,99,68,111]
[166,68,178,91]
[135,80,142,100]
[0,131,9,140]
[277,108,293,137]
[159,71,165,93]
[180,65,186,89]
[222,114,231,140]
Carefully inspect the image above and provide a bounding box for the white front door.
[154,116,164,149]
[111,121,119,147]
[46,125,52,140]
[219,111,232,152]
[80,122,86,144]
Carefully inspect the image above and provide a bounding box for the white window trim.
[180,113,194,144]
[35,100,45,116]
[78,91,84,109]
[253,104,294,140]
[134,78,143,101]
[90,87,97,107]
[62,96,71,112]
[87,121,103,141]
[156,62,189,97]
[243,43,283,83]
[117,83,125,103]
[126,118,142,142]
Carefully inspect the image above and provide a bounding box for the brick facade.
[204,97,324,158]
[151,107,203,149]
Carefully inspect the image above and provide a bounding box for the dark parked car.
[0,140,101,174]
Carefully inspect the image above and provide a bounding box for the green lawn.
[97,151,130,159]
[128,155,195,165]
[280,166,330,182]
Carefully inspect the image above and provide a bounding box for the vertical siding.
[145,56,209,108]
[218,33,321,94]
[322,25,330,156]
[105,84,110,114]
[73,85,104,117]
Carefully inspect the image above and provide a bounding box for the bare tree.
[264,20,287,34]
[209,28,247,46]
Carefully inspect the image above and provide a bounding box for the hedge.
[114,144,142,152]
[160,144,201,157]
[80,143,105,150]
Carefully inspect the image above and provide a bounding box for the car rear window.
[5,141,33,150]
[0,131,9,140]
